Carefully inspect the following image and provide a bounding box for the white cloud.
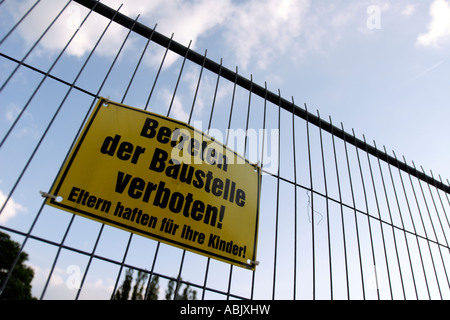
[14,0,430,72]
[139,0,232,68]
[150,0,231,47]
[0,189,27,223]
[130,0,310,70]
[5,104,20,123]
[4,103,39,139]
[224,0,310,70]
[8,0,311,70]
[7,0,130,58]
[416,0,450,47]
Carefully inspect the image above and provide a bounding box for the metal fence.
[1,0,449,300]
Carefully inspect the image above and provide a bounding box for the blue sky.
[1,0,450,300]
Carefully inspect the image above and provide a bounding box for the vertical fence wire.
[0,0,449,300]
[111,22,157,301]
[271,91,281,300]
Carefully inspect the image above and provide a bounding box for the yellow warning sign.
[46,98,261,270]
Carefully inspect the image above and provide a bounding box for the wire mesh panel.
[0,0,449,300]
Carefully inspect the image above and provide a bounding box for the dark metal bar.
[200,255,210,300]
[423,170,450,251]
[305,104,315,299]
[375,143,406,299]
[434,174,450,237]
[410,161,443,299]
[317,111,333,299]
[341,122,365,299]
[353,129,380,300]
[121,24,156,104]
[174,49,208,301]
[329,116,350,299]
[252,81,267,300]
[174,250,186,300]
[0,52,96,98]
[144,242,160,300]
[167,40,192,117]
[75,223,105,299]
[188,49,207,124]
[444,178,450,207]
[226,71,253,300]
[292,98,298,300]
[226,265,233,300]
[225,66,239,146]
[243,74,253,155]
[386,149,419,299]
[363,135,394,299]
[223,66,241,300]
[201,58,223,301]
[401,155,433,298]
[271,90,282,300]
[145,33,174,110]
[40,214,76,299]
[421,169,450,288]
[206,58,223,135]
[110,24,156,299]
[110,231,133,299]
[74,7,139,300]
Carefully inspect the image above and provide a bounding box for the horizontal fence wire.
[0,0,449,300]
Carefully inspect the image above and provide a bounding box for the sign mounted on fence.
[45,98,261,270]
